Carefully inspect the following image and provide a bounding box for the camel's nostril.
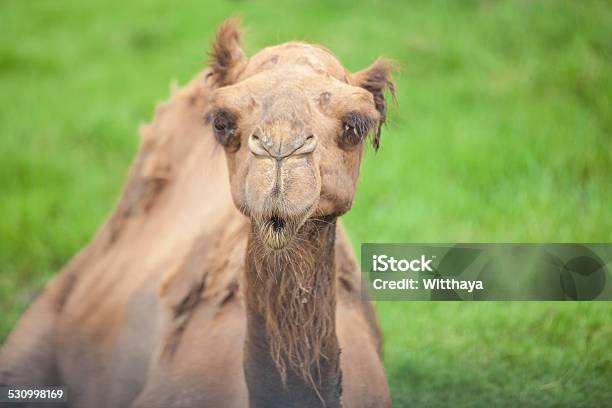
[252,134,260,141]
[298,134,317,155]
[270,215,285,232]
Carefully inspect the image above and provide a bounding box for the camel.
[0,20,394,408]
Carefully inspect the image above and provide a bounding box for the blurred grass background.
[1,0,611,406]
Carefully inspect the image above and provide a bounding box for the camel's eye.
[338,112,376,148]
[213,116,229,133]
[342,123,362,146]
[211,110,239,151]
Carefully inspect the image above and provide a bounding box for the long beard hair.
[246,218,337,394]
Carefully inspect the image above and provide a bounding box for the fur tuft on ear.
[206,19,248,88]
[351,58,396,151]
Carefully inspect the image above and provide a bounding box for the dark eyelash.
[214,116,229,132]
[340,112,377,147]
[212,110,235,130]
[208,109,240,151]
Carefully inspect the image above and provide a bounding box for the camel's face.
[207,21,394,249]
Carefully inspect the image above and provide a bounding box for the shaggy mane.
[246,218,337,395]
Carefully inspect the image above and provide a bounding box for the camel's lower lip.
[251,203,318,249]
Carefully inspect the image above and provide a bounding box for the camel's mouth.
[251,200,318,250]
[255,213,299,250]
[270,215,285,232]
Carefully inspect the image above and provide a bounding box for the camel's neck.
[243,218,342,408]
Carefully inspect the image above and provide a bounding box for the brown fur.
[350,58,397,150]
[247,219,336,389]
[207,19,248,87]
[0,19,393,408]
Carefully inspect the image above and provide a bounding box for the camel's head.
[206,20,394,249]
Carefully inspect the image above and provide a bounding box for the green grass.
[1,0,611,406]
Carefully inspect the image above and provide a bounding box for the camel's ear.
[207,19,248,87]
[351,58,396,150]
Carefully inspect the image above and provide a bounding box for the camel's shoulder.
[159,212,249,325]
[334,222,384,353]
